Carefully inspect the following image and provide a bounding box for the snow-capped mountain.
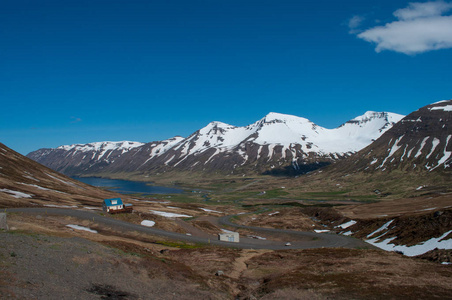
[57,141,144,154]
[331,100,452,174]
[27,111,404,176]
[27,141,145,175]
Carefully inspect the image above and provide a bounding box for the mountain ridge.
[27,111,404,177]
[327,100,452,176]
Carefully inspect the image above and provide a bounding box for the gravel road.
[6,207,372,250]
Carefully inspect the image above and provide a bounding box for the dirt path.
[229,249,270,279]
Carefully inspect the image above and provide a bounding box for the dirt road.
[5,207,372,250]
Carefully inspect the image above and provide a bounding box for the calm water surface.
[73,177,183,195]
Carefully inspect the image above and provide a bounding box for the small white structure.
[218,231,240,243]
[102,198,124,213]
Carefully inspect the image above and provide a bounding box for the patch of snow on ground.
[204,148,221,165]
[0,189,33,198]
[337,220,357,229]
[200,208,223,213]
[248,235,267,240]
[44,204,78,208]
[141,220,156,227]
[431,135,452,171]
[431,105,452,112]
[416,185,426,190]
[378,135,404,168]
[46,173,83,189]
[426,138,440,159]
[268,211,280,216]
[135,199,170,204]
[149,210,192,218]
[420,207,437,211]
[366,220,394,238]
[414,137,430,158]
[366,230,452,256]
[19,183,67,194]
[66,224,97,233]
[314,229,330,233]
[23,175,40,182]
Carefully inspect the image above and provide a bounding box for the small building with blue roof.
[102,198,124,213]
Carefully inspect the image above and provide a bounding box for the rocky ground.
[1,212,452,300]
[0,230,222,299]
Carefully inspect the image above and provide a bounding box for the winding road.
[5,207,372,250]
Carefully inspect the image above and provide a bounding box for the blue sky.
[1,0,452,155]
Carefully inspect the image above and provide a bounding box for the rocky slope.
[330,100,452,175]
[0,142,117,208]
[27,111,403,176]
[301,100,452,258]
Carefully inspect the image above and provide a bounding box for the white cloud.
[355,1,452,55]
[348,15,365,33]
[393,0,452,20]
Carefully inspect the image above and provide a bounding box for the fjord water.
[73,177,183,195]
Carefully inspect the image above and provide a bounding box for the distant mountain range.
[27,111,404,176]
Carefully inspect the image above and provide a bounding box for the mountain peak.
[262,112,312,124]
[349,111,405,124]
[198,121,236,136]
[205,121,234,128]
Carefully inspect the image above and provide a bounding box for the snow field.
[343,219,452,256]
[366,230,452,256]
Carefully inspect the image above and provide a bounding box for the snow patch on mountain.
[175,111,404,159]
[429,100,452,112]
[431,105,452,112]
[58,141,144,152]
